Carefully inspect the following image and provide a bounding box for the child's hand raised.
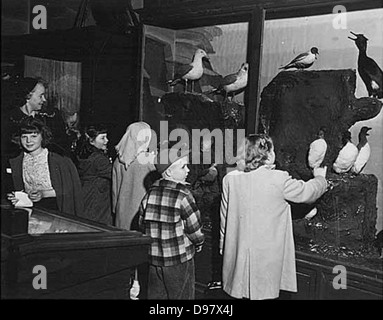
[313,166,327,178]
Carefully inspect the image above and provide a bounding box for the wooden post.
[245,6,265,135]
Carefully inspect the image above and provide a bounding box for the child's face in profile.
[167,156,190,183]
[90,133,109,151]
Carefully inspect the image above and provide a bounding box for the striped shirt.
[139,179,205,266]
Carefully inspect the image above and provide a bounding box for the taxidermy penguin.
[279,47,319,70]
[208,63,248,101]
[351,126,372,174]
[308,127,327,169]
[167,48,209,92]
[333,131,358,174]
[349,31,383,99]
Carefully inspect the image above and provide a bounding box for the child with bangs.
[7,117,83,215]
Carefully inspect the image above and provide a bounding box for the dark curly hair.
[244,134,274,172]
[17,117,53,148]
[76,124,108,159]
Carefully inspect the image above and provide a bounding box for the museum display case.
[1,202,151,299]
[140,0,383,300]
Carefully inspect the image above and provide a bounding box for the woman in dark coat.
[75,124,113,225]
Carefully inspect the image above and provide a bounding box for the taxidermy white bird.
[308,127,327,169]
[349,32,383,99]
[167,48,209,92]
[209,63,249,101]
[304,207,318,221]
[333,131,359,174]
[351,126,372,174]
[280,47,319,70]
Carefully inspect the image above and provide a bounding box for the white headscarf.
[115,122,152,170]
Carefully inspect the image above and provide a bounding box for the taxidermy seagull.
[351,126,372,174]
[280,47,319,70]
[333,131,359,174]
[308,127,327,169]
[167,48,209,92]
[208,63,249,101]
[349,31,383,99]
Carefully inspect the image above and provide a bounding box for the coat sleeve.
[65,156,84,215]
[50,153,84,216]
[219,175,229,252]
[180,192,205,246]
[111,160,119,213]
[95,154,112,180]
[283,173,327,204]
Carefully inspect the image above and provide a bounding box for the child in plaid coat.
[139,147,205,299]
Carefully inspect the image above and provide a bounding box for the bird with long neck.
[349,31,383,99]
[352,126,372,174]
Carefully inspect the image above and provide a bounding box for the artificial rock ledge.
[259,69,382,261]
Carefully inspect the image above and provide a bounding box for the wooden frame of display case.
[1,203,151,299]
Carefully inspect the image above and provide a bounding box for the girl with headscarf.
[112,122,158,230]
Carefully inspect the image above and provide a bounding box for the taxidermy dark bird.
[279,47,319,70]
[167,48,209,92]
[333,131,358,174]
[351,126,372,174]
[308,126,327,170]
[349,31,383,99]
[208,62,249,101]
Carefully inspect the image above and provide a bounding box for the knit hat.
[155,145,190,174]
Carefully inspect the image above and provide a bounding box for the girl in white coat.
[220,134,327,300]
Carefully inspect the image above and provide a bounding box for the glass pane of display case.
[27,208,101,234]
[258,8,382,264]
[1,204,105,236]
[141,22,249,135]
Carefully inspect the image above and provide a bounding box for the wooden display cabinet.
[1,203,151,299]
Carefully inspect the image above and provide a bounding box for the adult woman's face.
[90,133,108,151]
[27,83,46,111]
[20,132,43,156]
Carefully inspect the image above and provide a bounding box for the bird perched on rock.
[308,127,327,169]
[167,48,209,92]
[351,126,372,174]
[208,63,248,101]
[333,131,359,174]
[349,31,383,99]
[280,47,319,70]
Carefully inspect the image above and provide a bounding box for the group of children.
[5,79,329,300]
